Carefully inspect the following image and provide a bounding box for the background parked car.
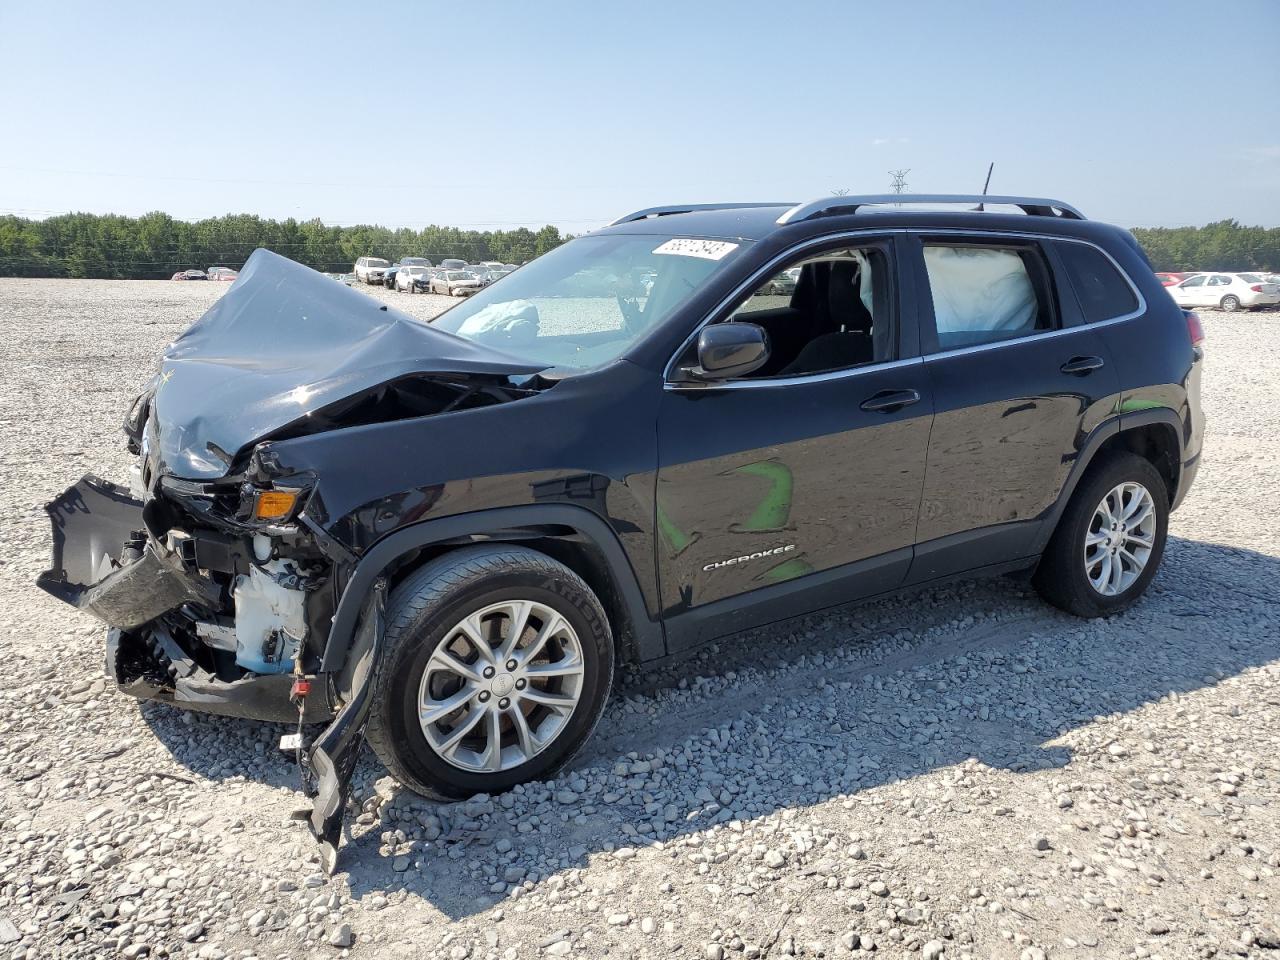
[429,269,484,296]
[170,269,207,281]
[1168,272,1280,312]
[395,265,432,293]
[757,271,797,296]
[399,256,433,268]
[206,266,238,282]
[353,256,391,283]
[1154,271,1189,286]
[382,265,401,288]
[437,258,468,271]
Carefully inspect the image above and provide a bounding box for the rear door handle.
[1060,355,1105,375]
[860,388,921,413]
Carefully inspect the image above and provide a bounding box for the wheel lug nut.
[483,667,495,679]
[515,678,526,690]
[506,659,517,671]
[478,691,490,702]
[499,697,510,709]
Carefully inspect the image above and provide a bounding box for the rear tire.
[1220,295,1241,312]
[365,545,614,801]
[1033,452,1169,618]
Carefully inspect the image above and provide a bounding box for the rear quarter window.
[1054,241,1139,322]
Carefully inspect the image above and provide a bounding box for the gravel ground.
[1,278,1278,960]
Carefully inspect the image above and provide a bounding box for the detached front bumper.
[38,476,212,628]
[38,474,380,871]
[38,476,332,721]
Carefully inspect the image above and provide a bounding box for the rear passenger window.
[922,243,1055,352]
[1054,242,1139,322]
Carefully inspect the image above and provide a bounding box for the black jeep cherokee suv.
[38,194,1204,865]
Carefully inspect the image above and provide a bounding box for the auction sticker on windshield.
[652,238,739,261]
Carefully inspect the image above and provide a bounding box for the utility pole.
[889,169,910,204]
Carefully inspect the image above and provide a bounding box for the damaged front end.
[38,469,367,868]
[40,474,337,724]
[36,248,553,870]
[42,463,386,875]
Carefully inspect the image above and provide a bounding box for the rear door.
[905,232,1122,582]
[1206,274,1234,308]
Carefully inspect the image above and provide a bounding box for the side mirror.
[681,322,771,381]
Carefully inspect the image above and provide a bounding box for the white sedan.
[1168,272,1279,312]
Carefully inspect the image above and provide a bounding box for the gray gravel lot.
[1,278,1278,960]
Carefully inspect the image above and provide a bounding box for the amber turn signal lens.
[252,489,299,520]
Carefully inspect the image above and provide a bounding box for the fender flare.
[318,504,663,673]
[1029,407,1185,555]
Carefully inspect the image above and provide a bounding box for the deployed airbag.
[923,246,1037,335]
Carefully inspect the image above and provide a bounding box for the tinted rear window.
[1055,242,1138,322]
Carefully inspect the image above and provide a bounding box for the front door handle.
[860,388,921,413]
[1060,355,1105,375]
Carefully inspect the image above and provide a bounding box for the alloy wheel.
[417,600,585,772]
[1083,481,1156,596]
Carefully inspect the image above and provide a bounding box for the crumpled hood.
[147,249,546,479]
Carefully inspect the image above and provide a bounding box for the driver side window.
[720,246,894,378]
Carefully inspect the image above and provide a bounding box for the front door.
[655,235,933,651]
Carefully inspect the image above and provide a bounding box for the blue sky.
[2,0,1278,230]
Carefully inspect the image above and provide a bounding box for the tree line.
[1129,220,1279,273]
[0,211,1276,279]
[0,212,568,279]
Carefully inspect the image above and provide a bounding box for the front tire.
[1221,295,1241,312]
[365,545,614,800]
[1033,452,1169,618]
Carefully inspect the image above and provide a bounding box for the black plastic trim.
[663,547,911,653]
[318,505,664,672]
[906,521,1042,585]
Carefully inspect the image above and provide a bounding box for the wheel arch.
[1031,408,1184,555]
[320,505,663,675]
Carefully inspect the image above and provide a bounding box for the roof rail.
[776,194,1086,225]
[608,202,795,227]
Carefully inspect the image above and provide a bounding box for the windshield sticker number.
[652,239,739,261]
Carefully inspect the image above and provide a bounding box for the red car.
[170,269,208,281]
[207,267,239,282]
[1155,271,1190,287]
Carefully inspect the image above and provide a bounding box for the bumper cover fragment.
[38,476,218,627]
[305,579,385,873]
